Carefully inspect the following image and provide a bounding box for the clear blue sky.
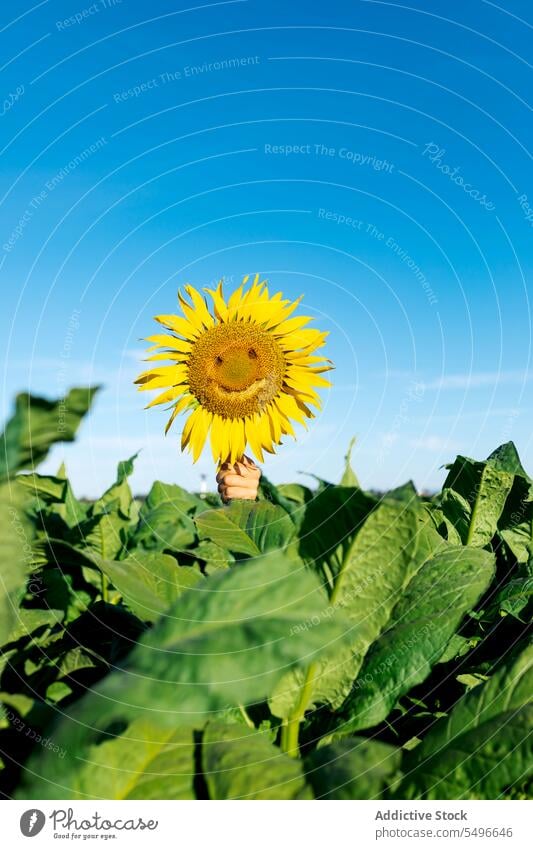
[1,0,532,496]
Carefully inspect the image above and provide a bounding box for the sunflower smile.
[135,275,332,464]
[215,377,267,395]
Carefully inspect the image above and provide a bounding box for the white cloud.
[380,369,533,391]
[422,371,533,390]
[411,435,459,452]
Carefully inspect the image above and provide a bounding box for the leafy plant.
[0,388,530,800]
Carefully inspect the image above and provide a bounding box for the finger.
[220,473,258,488]
[224,486,258,500]
[235,462,261,480]
[216,463,236,483]
[243,455,259,470]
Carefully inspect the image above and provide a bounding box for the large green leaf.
[441,455,514,547]
[398,642,533,799]
[298,485,377,588]
[4,607,63,645]
[80,506,129,560]
[19,719,196,800]
[92,551,202,620]
[486,442,530,479]
[496,472,533,565]
[131,480,203,553]
[338,546,495,732]
[202,721,312,799]
[305,737,401,799]
[0,484,35,646]
[74,456,139,560]
[485,576,533,621]
[271,502,420,717]
[17,472,87,528]
[0,387,99,481]
[18,554,352,797]
[195,500,296,557]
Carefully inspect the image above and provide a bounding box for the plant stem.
[238,704,255,729]
[101,572,109,602]
[281,661,318,758]
[281,541,352,756]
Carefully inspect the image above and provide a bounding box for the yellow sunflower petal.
[267,403,282,444]
[165,395,195,434]
[179,285,215,331]
[245,416,265,463]
[256,411,276,454]
[273,399,296,437]
[229,417,246,464]
[210,414,223,463]
[272,315,313,337]
[190,408,212,462]
[289,366,332,388]
[144,352,189,363]
[204,280,228,322]
[154,314,200,339]
[278,328,328,352]
[275,390,308,427]
[145,334,192,353]
[145,386,186,409]
[135,366,188,391]
[264,295,303,329]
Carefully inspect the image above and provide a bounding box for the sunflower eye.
[215,356,223,365]
[248,348,257,359]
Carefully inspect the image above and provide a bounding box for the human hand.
[216,455,261,503]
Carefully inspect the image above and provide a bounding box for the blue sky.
[1,0,532,496]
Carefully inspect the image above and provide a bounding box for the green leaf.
[17,473,86,528]
[384,480,419,504]
[131,480,202,552]
[186,540,233,574]
[18,554,353,798]
[17,474,67,501]
[339,546,495,732]
[195,500,296,557]
[5,607,63,645]
[298,486,377,588]
[203,721,312,799]
[305,737,401,799]
[497,474,533,565]
[271,502,420,719]
[485,577,533,621]
[92,551,203,620]
[441,456,515,546]
[340,437,360,487]
[142,479,206,516]
[438,633,481,665]
[92,454,137,521]
[486,442,530,479]
[275,483,313,505]
[0,484,35,646]
[80,506,129,560]
[0,387,99,481]
[19,719,196,800]
[398,642,533,799]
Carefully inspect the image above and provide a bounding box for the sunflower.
[135,275,332,465]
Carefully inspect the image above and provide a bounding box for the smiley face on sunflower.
[135,274,332,500]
